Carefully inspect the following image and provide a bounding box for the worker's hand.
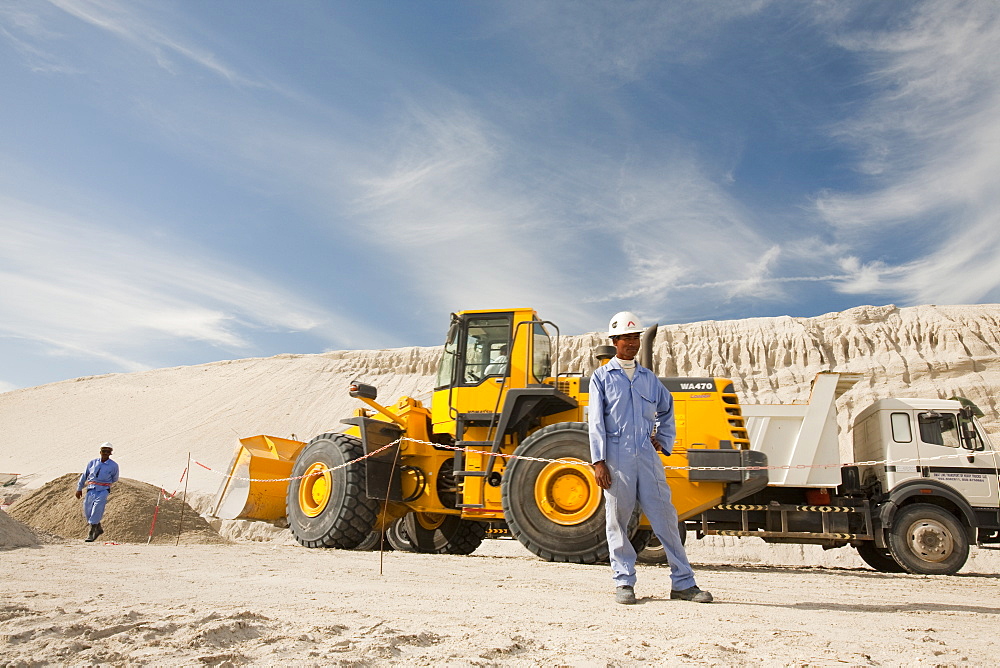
[650,435,660,451]
[593,461,611,490]
[75,490,82,499]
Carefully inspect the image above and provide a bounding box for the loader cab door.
[432,312,514,433]
[917,410,999,506]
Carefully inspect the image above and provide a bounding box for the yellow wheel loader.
[213,308,763,562]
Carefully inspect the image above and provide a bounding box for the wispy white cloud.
[506,0,771,83]
[0,195,347,370]
[815,0,1000,304]
[45,0,265,88]
[0,380,18,393]
[350,97,798,331]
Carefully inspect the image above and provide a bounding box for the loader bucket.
[211,435,306,521]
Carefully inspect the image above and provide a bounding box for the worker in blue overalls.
[590,311,713,604]
[75,442,120,542]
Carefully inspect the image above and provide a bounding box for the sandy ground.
[4,537,1000,666]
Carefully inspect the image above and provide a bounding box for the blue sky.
[2,1,999,391]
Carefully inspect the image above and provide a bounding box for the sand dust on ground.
[8,474,223,545]
[2,539,999,666]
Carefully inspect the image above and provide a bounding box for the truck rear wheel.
[888,504,969,575]
[856,541,904,573]
[402,512,486,555]
[286,432,378,549]
[502,422,611,563]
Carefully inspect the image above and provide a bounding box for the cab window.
[435,320,460,389]
[461,316,511,384]
[918,412,961,448]
[532,322,552,382]
[890,413,912,443]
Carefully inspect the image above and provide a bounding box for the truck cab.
[854,398,1000,508]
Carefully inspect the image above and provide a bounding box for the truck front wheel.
[888,504,969,575]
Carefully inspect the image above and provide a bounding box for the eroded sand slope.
[0,303,997,497]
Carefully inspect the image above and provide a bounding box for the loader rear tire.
[856,541,904,573]
[287,432,378,549]
[403,512,487,555]
[502,422,610,563]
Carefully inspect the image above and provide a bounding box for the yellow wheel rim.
[299,463,332,518]
[415,512,446,531]
[534,458,601,526]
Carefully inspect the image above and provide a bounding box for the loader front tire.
[403,512,487,555]
[287,432,378,549]
[502,422,610,563]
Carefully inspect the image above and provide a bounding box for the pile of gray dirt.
[0,507,39,549]
[9,473,225,544]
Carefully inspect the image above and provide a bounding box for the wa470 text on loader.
[212,308,762,562]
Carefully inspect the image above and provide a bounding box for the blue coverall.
[589,357,696,591]
[77,458,119,524]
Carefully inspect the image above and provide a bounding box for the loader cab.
[431,308,556,435]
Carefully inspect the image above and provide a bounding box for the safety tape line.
[194,442,397,483]
[159,466,190,500]
[192,435,1000,484]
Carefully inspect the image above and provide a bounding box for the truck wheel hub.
[907,519,953,562]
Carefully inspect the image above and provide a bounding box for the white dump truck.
[683,372,1000,575]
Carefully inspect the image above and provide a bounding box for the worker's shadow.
[690,562,1000,581]
[749,600,1000,615]
[635,594,1000,615]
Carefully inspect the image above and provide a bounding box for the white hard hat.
[608,311,644,337]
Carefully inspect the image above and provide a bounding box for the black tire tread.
[502,422,608,564]
[403,513,487,555]
[888,503,969,575]
[856,541,905,573]
[287,432,379,549]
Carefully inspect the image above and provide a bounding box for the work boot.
[94,523,104,539]
[671,586,713,603]
[615,585,637,605]
[85,524,98,542]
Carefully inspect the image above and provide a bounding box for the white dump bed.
[742,373,862,488]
